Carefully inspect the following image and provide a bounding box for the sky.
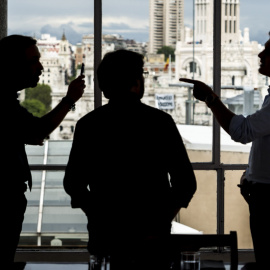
[7,0,270,45]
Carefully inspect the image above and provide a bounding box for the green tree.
[157,46,175,62]
[21,99,47,117]
[25,83,52,112]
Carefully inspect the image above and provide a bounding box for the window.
[189,61,197,73]
[5,0,268,253]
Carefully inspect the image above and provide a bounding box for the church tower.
[59,30,72,77]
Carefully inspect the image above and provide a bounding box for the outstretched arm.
[33,75,85,142]
[179,78,235,134]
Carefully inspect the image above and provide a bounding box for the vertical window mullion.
[213,1,221,164]
[0,0,7,39]
[94,0,102,109]
[213,0,223,235]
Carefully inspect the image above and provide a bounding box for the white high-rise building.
[149,0,184,54]
[194,0,240,44]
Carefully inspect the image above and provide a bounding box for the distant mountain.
[8,24,84,45]
[40,24,83,45]
[8,24,149,46]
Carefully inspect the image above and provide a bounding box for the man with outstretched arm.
[180,39,270,269]
[0,34,85,269]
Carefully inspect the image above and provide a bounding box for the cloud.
[78,22,94,28]
[103,23,132,30]
[6,0,270,45]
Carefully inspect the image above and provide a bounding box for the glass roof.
[21,140,88,247]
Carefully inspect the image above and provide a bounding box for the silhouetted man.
[180,39,270,269]
[64,50,197,269]
[0,35,85,269]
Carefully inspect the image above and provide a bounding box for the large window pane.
[47,141,72,164]
[22,207,39,233]
[41,207,87,233]
[31,171,43,188]
[8,0,93,140]
[43,189,71,206]
[220,0,269,163]
[180,171,217,234]
[26,188,41,206]
[224,170,252,249]
[46,171,65,187]
[25,144,45,164]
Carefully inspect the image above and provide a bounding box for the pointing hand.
[179,78,215,101]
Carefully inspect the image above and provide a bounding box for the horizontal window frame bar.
[29,163,248,171]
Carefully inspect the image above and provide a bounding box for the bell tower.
[59,30,72,77]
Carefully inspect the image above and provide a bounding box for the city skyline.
[8,0,270,45]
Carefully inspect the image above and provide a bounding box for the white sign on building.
[155,94,175,110]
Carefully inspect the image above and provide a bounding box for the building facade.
[23,0,268,138]
[49,34,115,140]
[173,0,267,125]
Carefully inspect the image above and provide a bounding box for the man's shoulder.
[140,102,173,119]
[77,104,109,124]
[77,102,173,126]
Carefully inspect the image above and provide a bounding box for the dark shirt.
[2,92,40,190]
[64,95,196,253]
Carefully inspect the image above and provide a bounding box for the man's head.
[0,35,43,91]
[97,49,145,99]
[258,39,270,77]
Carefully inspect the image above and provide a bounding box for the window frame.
[1,0,249,246]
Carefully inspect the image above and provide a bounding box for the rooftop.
[177,124,251,153]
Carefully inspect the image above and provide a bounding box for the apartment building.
[149,0,184,53]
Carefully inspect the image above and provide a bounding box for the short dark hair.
[97,49,144,99]
[0,35,37,73]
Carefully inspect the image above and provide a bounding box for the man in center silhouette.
[64,50,196,269]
